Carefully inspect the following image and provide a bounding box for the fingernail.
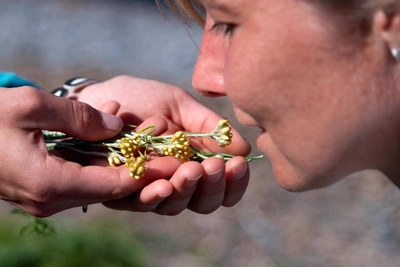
[157,191,172,199]
[185,174,202,188]
[231,162,248,180]
[101,112,123,132]
[207,169,223,184]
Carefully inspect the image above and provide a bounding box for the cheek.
[220,3,397,190]
[223,41,273,118]
[256,78,391,191]
[223,29,313,122]
[224,34,386,190]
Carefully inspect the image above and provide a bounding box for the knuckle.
[70,100,95,131]
[110,187,131,201]
[14,87,45,119]
[108,172,133,201]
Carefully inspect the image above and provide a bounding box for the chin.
[271,164,340,192]
[258,132,346,191]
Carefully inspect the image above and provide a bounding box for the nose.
[192,16,226,97]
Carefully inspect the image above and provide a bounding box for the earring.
[391,48,400,61]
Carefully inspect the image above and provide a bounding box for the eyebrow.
[201,0,238,16]
[199,0,229,9]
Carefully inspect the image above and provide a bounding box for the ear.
[375,6,400,50]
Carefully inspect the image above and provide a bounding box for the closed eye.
[210,21,236,36]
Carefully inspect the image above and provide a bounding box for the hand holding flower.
[74,76,258,214]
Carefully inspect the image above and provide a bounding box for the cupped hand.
[103,155,249,215]
[76,76,252,215]
[0,87,185,217]
[76,75,250,156]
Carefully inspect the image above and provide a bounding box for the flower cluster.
[212,119,233,147]
[162,131,194,162]
[125,156,146,179]
[116,133,148,179]
[44,119,263,179]
[119,134,142,158]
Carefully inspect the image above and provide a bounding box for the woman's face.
[193,0,400,190]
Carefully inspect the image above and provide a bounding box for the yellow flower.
[125,156,147,179]
[218,119,229,129]
[119,133,141,158]
[171,131,191,146]
[108,152,122,166]
[215,119,233,147]
[45,120,264,182]
[163,131,194,162]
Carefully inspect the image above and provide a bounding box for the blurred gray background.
[1,1,400,266]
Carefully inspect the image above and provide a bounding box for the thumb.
[20,89,123,141]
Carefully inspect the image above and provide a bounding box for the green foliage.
[0,217,148,267]
[10,209,56,236]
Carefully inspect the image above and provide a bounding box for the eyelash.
[210,22,236,36]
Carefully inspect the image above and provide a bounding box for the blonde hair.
[157,0,400,26]
[157,0,205,26]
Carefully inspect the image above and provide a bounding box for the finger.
[50,98,119,163]
[102,161,204,213]
[153,161,204,215]
[136,116,168,136]
[175,97,251,156]
[102,179,174,211]
[188,157,226,214]
[88,156,109,166]
[204,121,251,156]
[35,155,182,216]
[98,100,121,115]
[222,157,250,207]
[14,87,122,141]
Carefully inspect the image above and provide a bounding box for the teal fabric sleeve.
[0,71,41,89]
